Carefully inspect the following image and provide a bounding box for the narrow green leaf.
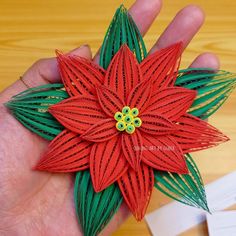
[74,171,123,236]
[5,83,68,140]
[154,154,209,212]
[99,4,147,69]
[176,69,236,119]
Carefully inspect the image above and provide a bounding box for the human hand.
[0,0,219,235]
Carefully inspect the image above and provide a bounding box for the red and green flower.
[35,43,228,220]
[6,5,236,236]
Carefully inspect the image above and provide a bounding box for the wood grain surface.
[0,0,236,235]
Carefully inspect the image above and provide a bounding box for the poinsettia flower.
[35,43,228,220]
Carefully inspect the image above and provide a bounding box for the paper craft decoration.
[5,5,236,236]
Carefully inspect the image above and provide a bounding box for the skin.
[0,0,220,235]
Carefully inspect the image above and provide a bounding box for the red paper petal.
[104,45,143,101]
[142,133,188,174]
[139,113,176,135]
[140,42,182,90]
[145,87,196,121]
[49,95,106,134]
[56,51,105,96]
[173,114,229,153]
[118,164,154,221]
[35,129,91,172]
[96,85,125,117]
[81,118,118,142]
[121,130,143,170]
[90,136,128,192]
[127,79,152,113]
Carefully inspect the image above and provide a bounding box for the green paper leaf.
[74,171,123,236]
[99,4,147,69]
[176,68,236,119]
[5,83,68,140]
[154,154,209,212]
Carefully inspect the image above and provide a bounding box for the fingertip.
[154,4,205,51]
[130,0,162,15]
[138,0,162,12]
[129,0,162,35]
[202,52,220,70]
[178,4,205,26]
[68,45,93,60]
[190,52,220,70]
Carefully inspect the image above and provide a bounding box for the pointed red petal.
[96,85,125,117]
[146,87,196,121]
[127,80,152,114]
[121,130,143,170]
[104,45,143,101]
[172,114,229,153]
[56,51,105,96]
[81,118,118,142]
[139,113,176,135]
[90,136,128,192]
[142,133,188,174]
[140,42,182,90]
[49,95,106,134]
[118,164,154,221]
[35,129,91,172]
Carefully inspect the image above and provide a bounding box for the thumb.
[0,45,92,102]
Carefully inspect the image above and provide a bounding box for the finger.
[150,5,205,53]
[93,0,162,63]
[23,45,92,86]
[0,45,92,102]
[188,53,220,123]
[129,0,162,36]
[189,52,220,70]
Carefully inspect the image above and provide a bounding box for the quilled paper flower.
[34,42,229,220]
[6,5,236,236]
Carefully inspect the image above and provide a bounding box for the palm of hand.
[0,109,81,235]
[0,1,218,235]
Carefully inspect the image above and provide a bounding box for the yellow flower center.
[114,106,142,134]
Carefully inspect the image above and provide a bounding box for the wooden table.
[1,0,236,235]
